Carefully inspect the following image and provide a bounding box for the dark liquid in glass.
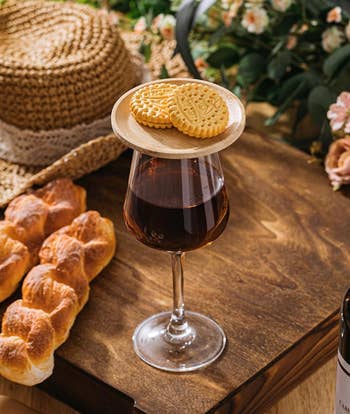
[124,158,229,252]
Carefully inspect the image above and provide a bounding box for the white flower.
[134,17,147,34]
[271,0,293,12]
[322,26,345,53]
[241,7,269,34]
[345,22,350,41]
[327,7,342,23]
[159,15,176,40]
[286,35,297,50]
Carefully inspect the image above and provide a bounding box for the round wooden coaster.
[111,78,245,159]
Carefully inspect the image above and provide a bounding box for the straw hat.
[0,0,140,167]
[0,1,188,207]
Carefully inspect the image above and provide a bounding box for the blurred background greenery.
[74,0,174,17]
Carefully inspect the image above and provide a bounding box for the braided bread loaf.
[0,179,86,302]
[0,211,116,385]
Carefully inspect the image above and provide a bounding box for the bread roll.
[0,179,86,302]
[0,211,116,385]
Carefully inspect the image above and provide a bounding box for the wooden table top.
[36,128,350,414]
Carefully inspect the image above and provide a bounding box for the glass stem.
[165,252,194,347]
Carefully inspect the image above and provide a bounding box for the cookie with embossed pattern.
[167,83,229,138]
[130,83,178,128]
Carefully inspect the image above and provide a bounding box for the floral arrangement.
[174,0,350,156]
[133,12,176,66]
[325,92,350,190]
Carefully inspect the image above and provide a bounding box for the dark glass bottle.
[335,288,350,414]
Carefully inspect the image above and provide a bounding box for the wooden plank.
[0,377,77,414]
[266,356,337,414]
[0,356,337,414]
[211,312,338,413]
[39,356,135,414]
[3,128,349,413]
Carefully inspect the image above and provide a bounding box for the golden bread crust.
[0,211,116,385]
[0,179,86,303]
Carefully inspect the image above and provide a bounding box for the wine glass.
[123,150,230,372]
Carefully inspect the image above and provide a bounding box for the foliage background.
[60,0,350,157]
[74,0,173,17]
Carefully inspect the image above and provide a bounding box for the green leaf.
[272,15,299,37]
[208,26,227,47]
[237,53,266,87]
[291,99,308,137]
[331,62,350,94]
[265,81,307,126]
[323,44,350,79]
[302,0,329,16]
[307,85,336,125]
[159,64,169,79]
[139,41,152,63]
[267,51,292,82]
[266,73,320,126]
[250,79,278,102]
[275,72,320,106]
[207,44,239,69]
[318,119,334,156]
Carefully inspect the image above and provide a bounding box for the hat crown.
[0,0,137,131]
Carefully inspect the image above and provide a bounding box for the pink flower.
[134,17,147,34]
[195,57,208,69]
[223,11,232,27]
[242,7,269,34]
[327,92,350,133]
[325,137,350,189]
[286,35,297,50]
[327,6,342,23]
[299,23,308,34]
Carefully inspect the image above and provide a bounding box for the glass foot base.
[132,311,226,372]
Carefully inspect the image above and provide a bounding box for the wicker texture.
[0,135,127,208]
[0,0,137,131]
[0,4,189,208]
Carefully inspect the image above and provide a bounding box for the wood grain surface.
[3,128,348,414]
[0,355,337,414]
[266,356,337,414]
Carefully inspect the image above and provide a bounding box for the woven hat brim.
[0,134,127,208]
